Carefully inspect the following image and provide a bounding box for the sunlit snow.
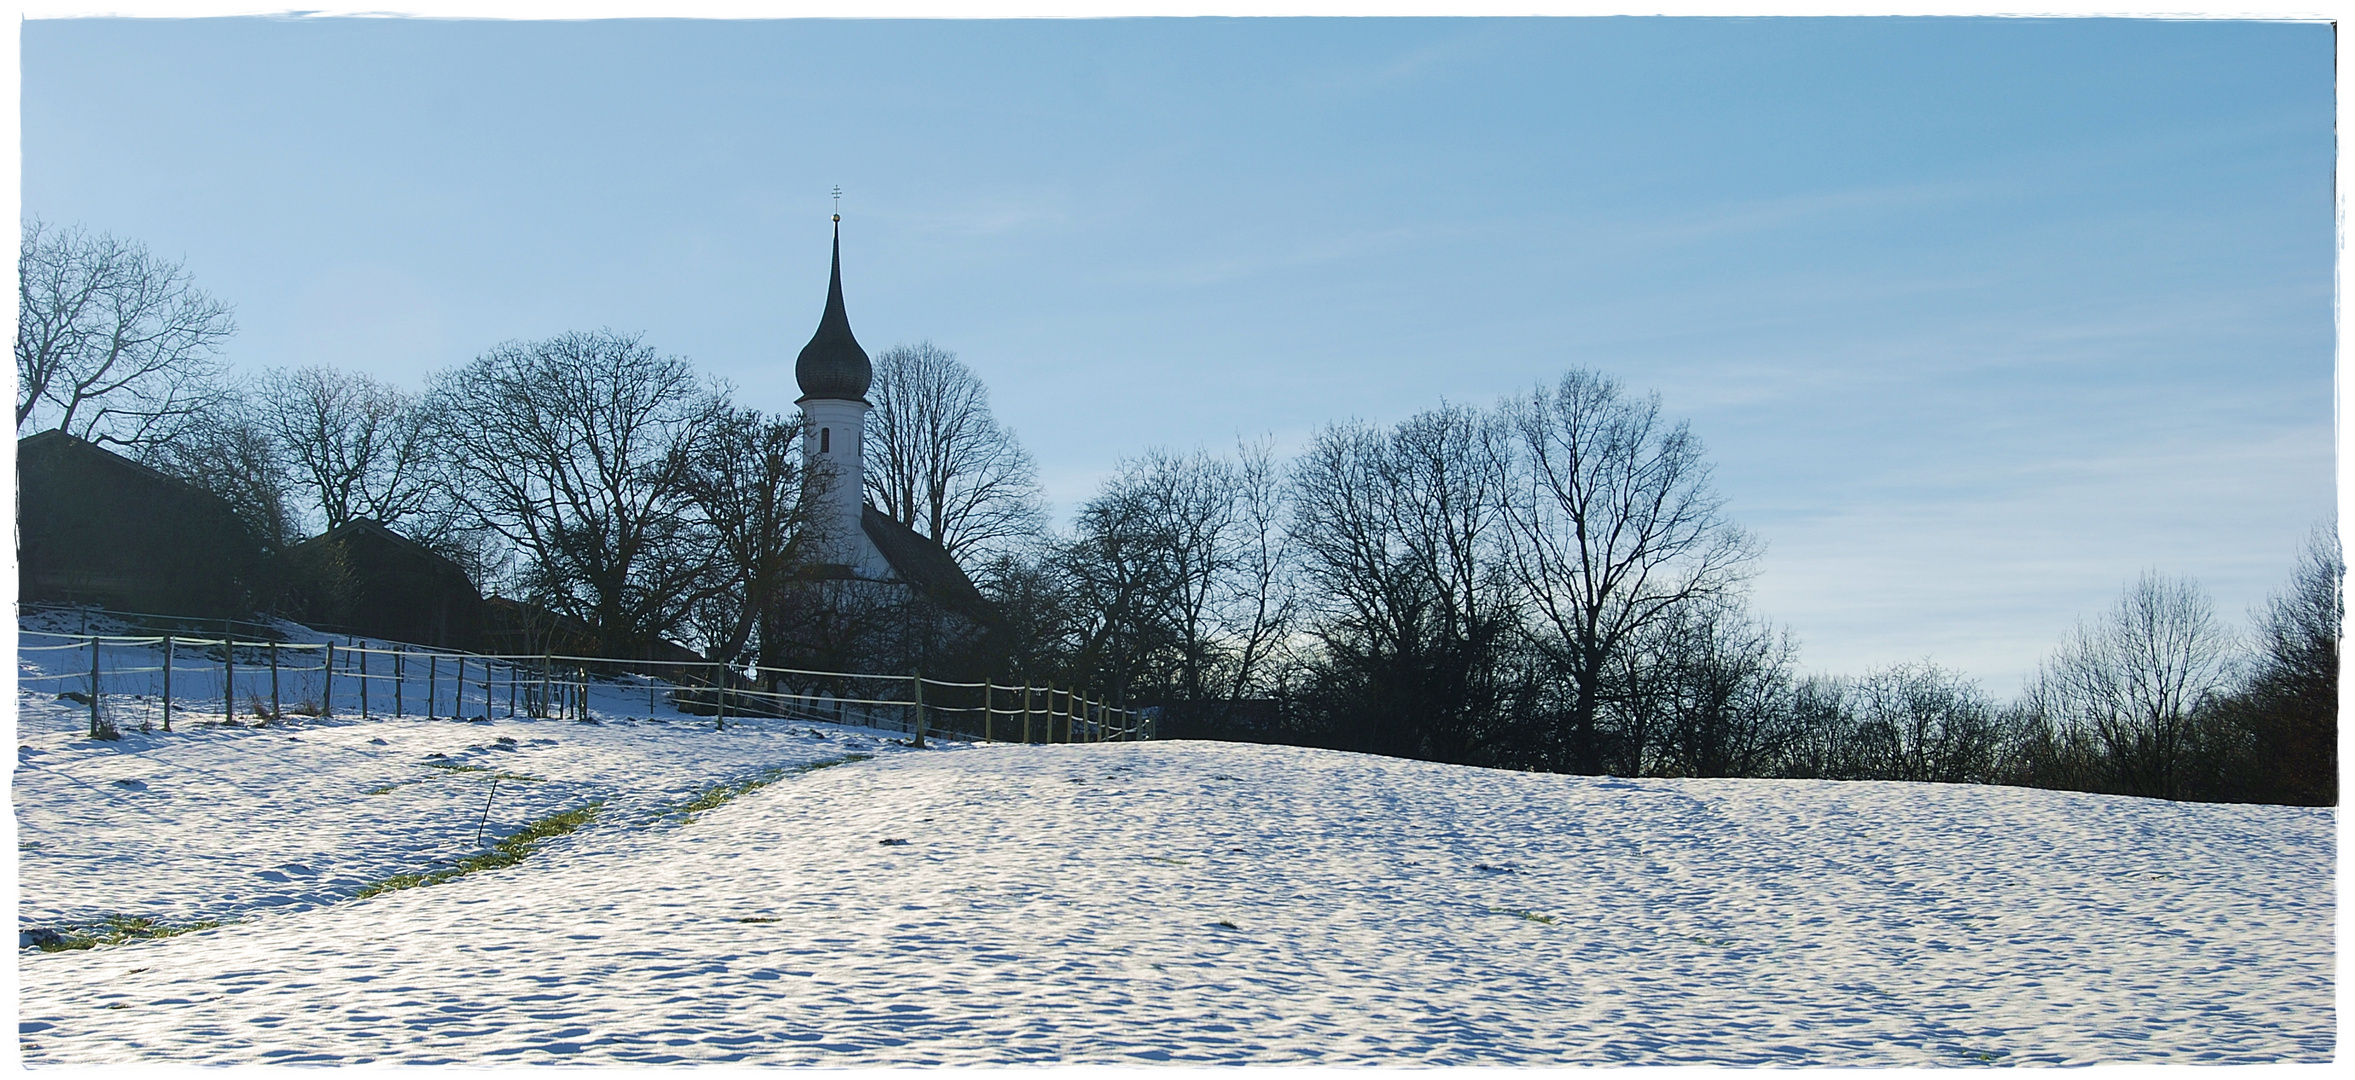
[13,618,2335,1065]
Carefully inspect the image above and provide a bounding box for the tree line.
[18,220,2336,806]
[984,374,2337,808]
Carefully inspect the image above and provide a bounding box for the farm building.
[279,518,485,652]
[15,429,272,619]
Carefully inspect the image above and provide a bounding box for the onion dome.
[795,215,871,403]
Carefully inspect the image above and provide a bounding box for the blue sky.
[19,16,2335,692]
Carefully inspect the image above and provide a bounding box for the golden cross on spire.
[832,185,842,223]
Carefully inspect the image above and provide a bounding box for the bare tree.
[1291,407,1523,763]
[1112,449,1243,704]
[2225,526,2341,805]
[1059,466,1188,703]
[1500,370,1757,774]
[1847,661,2003,784]
[971,544,1090,686]
[1215,437,1300,704]
[1648,601,1801,779]
[864,341,1045,560]
[2035,571,2237,800]
[431,330,727,654]
[1059,441,1299,719]
[679,409,817,671]
[138,381,298,555]
[255,365,437,534]
[16,219,235,451]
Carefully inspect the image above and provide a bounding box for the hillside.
[12,638,2337,1065]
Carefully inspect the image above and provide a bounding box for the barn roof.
[293,518,476,591]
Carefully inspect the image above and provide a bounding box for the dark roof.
[16,429,271,618]
[19,428,205,496]
[794,217,871,404]
[860,505,994,621]
[293,518,475,589]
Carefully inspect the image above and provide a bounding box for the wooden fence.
[15,627,1153,745]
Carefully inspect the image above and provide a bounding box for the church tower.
[796,214,874,570]
[783,210,995,629]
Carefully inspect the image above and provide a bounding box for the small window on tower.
[820,427,831,453]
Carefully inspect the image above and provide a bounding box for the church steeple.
[797,208,878,572]
[795,214,871,404]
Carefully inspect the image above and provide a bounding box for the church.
[787,214,992,626]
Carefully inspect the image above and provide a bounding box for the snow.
[12,620,2338,1065]
[13,611,926,936]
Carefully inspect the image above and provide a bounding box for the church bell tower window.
[821,427,831,453]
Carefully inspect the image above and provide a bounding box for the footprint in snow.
[878,838,910,846]
[112,779,147,791]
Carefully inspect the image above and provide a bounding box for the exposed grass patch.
[422,761,489,774]
[1489,908,1556,925]
[736,916,782,924]
[660,753,873,824]
[354,802,603,900]
[32,915,229,953]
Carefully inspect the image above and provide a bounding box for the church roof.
[794,217,872,404]
[860,505,996,623]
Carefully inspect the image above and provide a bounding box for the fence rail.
[16,618,1154,746]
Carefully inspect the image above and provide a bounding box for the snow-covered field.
[13,623,2338,1066]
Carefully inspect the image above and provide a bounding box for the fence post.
[395,652,405,716]
[360,647,370,718]
[984,681,993,743]
[714,664,729,731]
[88,636,101,737]
[269,640,281,721]
[224,635,235,722]
[540,653,552,719]
[910,671,927,748]
[323,642,335,719]
[427,656,439,721]
[456,658,467,720]
[161,636,174,733]
[1022,684,1034,744]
